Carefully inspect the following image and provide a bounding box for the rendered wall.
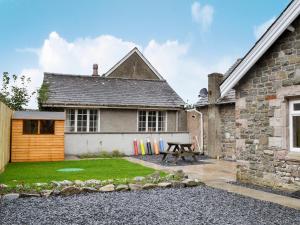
[65,132,190,155]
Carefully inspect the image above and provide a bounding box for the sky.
[0,0,291,109]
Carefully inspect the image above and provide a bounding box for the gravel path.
[1,187,299,225]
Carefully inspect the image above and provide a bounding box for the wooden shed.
[11,111,65,162]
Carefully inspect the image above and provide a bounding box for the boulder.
[82,187,98,193]
[84,179,101,186]
[142,183,157,190]
[40,190,53,197]
[51,189,61,196]
[74,180,85,186]
[51,181,61,187]
[0,184,8,189]
[174,170,186,179]
[128,183,142,191]
[115,184,129,191]
[60,186,82,196]
[157,182,172,188]
[99,184,115,192]
[34,183,48,187]
[2,193,20,201]
[60,180,73,186]
[20,193,40,198]
[181,179,197,187]
[171,181,185,188]
[134,176,145,182]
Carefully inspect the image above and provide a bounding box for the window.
[289,100,300,152]
[89,109,98,132]
[23,120,54,135]
[23,120,38,134]
[40,120,55,134]
[66,109,75,132]
[65,109,100,133]
[138,111,167,132]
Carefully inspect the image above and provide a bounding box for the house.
[40,48,189,155]
[195,0,300,191]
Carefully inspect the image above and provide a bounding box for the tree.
[0,72,35,110]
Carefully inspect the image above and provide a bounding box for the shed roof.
[13,111,65,120]
[42,73,185,109]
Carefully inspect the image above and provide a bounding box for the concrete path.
[125,157,300,210]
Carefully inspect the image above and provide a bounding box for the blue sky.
[0,0,291,108]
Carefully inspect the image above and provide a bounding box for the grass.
[0,159,157,186]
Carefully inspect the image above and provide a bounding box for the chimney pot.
[92,64,99,76]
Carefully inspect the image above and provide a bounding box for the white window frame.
[289,100,300,152]
[65,109,100,133]
[137,110,167,132]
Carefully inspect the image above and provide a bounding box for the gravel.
[132,154,209,166]
[1,186,299,225]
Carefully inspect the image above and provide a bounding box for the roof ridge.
[44,72,166,82]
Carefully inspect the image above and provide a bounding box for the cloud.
[19,32,234,109]
[191,2,214,30]
[253,17,275,40]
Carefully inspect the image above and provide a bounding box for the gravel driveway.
[1,186,299,225]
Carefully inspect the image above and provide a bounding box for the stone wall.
[220,104,236,160]
[235,16,300,191]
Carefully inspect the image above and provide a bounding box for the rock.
[60,180,73,186]
[82,187,98,193]
[181,179,197,187]
[20,193,40,198]
[40,190,53,197]
[84,179,101,186]
[51,189,61,196]
[51,181,61,187]
[157,182,172,188]
[142,183,157,190]
[115,184,129,191]
[34,183,48,187]
[134,176,145,182]
[171,181,185,188]
[60,186,82,196]
[128,183,142,191]
[146,171,160,180]
[174,170,186,179]
[74,180,85,186]
[0,184,8,189]
[2,193,20,201]
[99,184,115,192]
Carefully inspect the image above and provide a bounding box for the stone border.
[0,170,205,202]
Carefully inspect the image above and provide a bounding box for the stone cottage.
[195,0,300,191]
[40,47,189,155]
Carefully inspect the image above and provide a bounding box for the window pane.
[40,120,55,134]
[158,111,166,132]
[148,111,157,132]
[293,116,300,148]
[23,120,38,134]
[66,109,75,132]
[294,103,300,111]
[89,109,98,132]
[77,109,87,132]
[138,111,146,131]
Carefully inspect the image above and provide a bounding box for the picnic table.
[161,142,200,164]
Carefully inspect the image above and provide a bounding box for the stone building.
[196,0,300,191]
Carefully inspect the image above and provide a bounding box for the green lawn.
[0,159,157,186]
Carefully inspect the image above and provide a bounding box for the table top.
[167,142,192,146]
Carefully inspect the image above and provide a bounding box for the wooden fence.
[0,102,12,173]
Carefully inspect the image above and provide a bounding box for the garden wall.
[0,102,12,173]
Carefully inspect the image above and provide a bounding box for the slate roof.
[42,73,185,109]
[195,89,235,107]
[13,111,65,120]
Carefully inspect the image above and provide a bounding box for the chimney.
[92,64,99,76]
[208,73,223,104]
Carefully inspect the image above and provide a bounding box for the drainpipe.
[187,108,204,154]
